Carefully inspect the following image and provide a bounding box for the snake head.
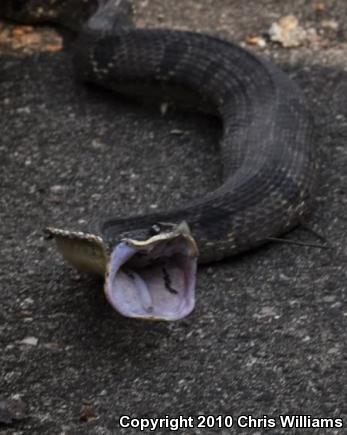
[104,221,198,321]
[46,221,198,321]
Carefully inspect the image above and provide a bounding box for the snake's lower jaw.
[104,232,198,321]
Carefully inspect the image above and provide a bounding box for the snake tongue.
[104,232,198,321]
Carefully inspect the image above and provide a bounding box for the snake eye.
[149,224,161,236]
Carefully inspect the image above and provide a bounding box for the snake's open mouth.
[104,231,198,321]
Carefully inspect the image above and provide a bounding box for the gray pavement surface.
[1,0,346,434]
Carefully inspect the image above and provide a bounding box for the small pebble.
[91,138,106,150]
[19,336,38,346]
[50,185,67,194]
[160,102,169,115]
[322,295,336,303]
[320,19,339,30]
[17,106,31,114]
[170,129,185,135]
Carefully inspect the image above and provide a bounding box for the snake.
[1,0,317,320]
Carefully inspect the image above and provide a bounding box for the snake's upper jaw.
[104,222,199,321]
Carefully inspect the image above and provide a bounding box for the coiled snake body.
[1,0,317,320]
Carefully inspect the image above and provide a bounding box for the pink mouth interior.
[104,237,197,320]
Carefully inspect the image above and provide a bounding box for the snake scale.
[1,0,317,320]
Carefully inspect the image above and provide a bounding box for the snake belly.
[1,0,317,320]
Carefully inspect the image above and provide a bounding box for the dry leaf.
[80,404,98,422]
[245,35,266,47]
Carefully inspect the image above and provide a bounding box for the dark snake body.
[1,0,317,263]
